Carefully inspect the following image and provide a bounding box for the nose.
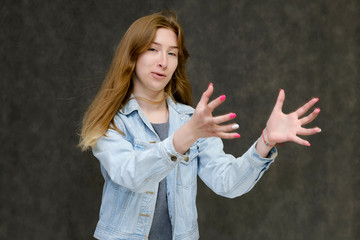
[157,52,167,69]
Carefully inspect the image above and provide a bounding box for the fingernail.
[315,108,321,113]
[314,97,319,101]
[229,113,236,119]
[208,83,213,88]
[307,142,311,147]
[232,124,239,130]
[220,95,226,101]
[234,133,240,138]
[318,128,322,132]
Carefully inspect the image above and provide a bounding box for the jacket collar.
[119,94,194,116]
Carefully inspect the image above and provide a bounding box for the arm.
[173,85,320,198]
[93,116,189,193]
[173,84,277,198]
[197,137,277,199]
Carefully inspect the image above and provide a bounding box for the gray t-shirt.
[148,122,172,240]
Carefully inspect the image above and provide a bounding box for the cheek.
[170,60,179,74]
[134,57,148,75]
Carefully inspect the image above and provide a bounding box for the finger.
[208,94,226,112]
[198,83,214,107]
[213,123,240,133]
[216,132,241,139]
[291,135,311,147]
[299,108,320,125]
[297,127,322,136]
[295,97,319,117]
[213,113,237,125]
[274,89,285,112]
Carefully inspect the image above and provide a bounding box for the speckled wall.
[1,0,359,239]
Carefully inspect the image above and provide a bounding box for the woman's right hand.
[173,83,240,154]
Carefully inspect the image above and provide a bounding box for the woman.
[79,11,321,240]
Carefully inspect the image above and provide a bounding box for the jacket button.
[184,157,189,162]
[168,153,177,161]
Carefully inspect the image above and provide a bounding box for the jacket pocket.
[177,144,199,189]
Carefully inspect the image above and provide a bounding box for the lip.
[151,72,167,78]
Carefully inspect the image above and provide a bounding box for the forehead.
[153,28,178,47]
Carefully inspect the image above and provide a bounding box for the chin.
[150,82,170,92]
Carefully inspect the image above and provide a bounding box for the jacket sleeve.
[197,137,277,199]
[92,116,189,193]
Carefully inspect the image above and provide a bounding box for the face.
[132,28,179,97]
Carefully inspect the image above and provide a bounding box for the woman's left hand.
[264,89,321,147]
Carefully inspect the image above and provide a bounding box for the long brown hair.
[79,11,192,151]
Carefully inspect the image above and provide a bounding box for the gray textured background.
[1,0,359,239]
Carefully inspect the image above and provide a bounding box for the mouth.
[152,72,167,78]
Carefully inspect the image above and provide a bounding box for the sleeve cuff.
[162,133,191,164]
[247,140,278,168]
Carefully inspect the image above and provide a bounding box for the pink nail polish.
[316,108,321,113]
[208,83,213,88]
[307,142,311,147]
[234,134,240,138]
[220,95,226,101]
[229,113,236,119]
[314,97,319,101]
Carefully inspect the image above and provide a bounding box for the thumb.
[274,89,285,112]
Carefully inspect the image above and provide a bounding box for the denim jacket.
[92,96,277,240]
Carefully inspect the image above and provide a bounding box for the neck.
[134,93,167,110]
[134,95,167,105]
[132,93,169,123]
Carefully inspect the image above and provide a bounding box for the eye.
[148,48,157,52]
[168,52,177,57]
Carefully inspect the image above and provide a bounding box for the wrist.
[262,128,276,147]
[173,120,198,154]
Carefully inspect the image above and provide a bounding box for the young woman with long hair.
[79,11,321,240]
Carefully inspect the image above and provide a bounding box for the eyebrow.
[152,42,178,49]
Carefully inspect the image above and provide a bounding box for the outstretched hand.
[173,83,240,154]
[188,83,240,139]
[264,89,321,147]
